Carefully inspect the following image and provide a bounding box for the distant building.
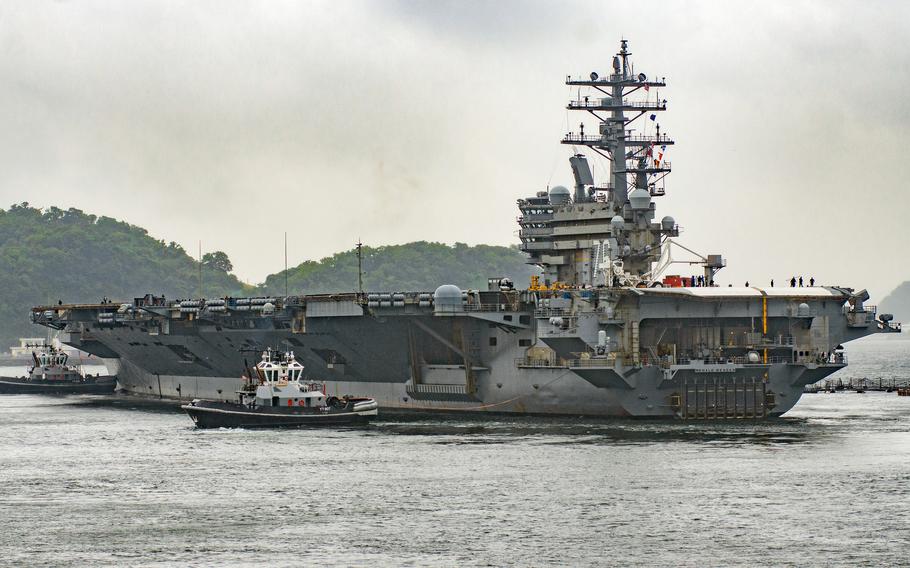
[9,338,45,357]
[9,337,86,358]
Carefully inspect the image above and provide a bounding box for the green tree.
[258,241,539,295]
[202,251,233,273]
[0,204,247,349]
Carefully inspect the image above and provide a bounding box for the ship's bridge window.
[286,360,304,381]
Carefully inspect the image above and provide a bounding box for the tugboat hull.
[182,400,378,429]
[0,376,117,395]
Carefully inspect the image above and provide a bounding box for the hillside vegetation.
[0,204,247,349]
[260,242,539,295]
[0,204,537,350]
[880,281,910,325]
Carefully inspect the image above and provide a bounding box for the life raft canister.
[287,399,293,407]
[299,400,305,406]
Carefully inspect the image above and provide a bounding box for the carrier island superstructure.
[31,41,901,418]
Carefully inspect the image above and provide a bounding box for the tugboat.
[181,349,378,428]
[0,343,117,394]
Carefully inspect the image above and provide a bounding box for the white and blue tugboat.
[181,349,378,428]
[0,343,117,394]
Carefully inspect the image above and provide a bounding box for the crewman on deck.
[790,277,796,287]
[810,277,815,286]
[799,276,804,287]
[771,279,774,287]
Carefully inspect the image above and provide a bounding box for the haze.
[1,1,907,301]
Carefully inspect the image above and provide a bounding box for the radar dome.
[610,215,625,232]
[797,303,811,318]
[433,284,463,313]
[661,216,675,231]
[629,187,651,210]
[549,185,571,205]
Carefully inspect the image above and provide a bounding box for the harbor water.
[1,334,908,567]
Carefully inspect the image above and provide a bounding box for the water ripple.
[1,336,909,566]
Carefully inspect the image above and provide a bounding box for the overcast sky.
[1,1,907,300]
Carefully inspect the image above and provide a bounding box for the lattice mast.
[517,39,690,287]
[563,39,676,281]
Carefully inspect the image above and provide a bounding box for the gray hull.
[0,376,117,395]
[36,281,890,419]
[35,282,890,419]
[105,336,835,418]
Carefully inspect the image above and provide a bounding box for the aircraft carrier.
[31,40,901,418]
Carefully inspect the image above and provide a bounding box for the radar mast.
[518,39,687,287]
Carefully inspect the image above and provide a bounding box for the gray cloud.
[0,0,907,301]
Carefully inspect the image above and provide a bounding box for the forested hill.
[880,281,910,325]
[258,242,540,295]
[0,205,538,351]
[0,204,247,349]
